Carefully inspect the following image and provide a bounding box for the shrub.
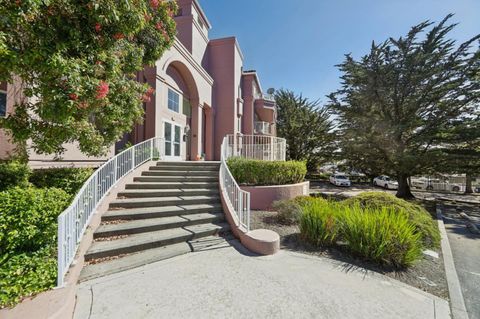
[340,205,422,267]
[0,246,57,308]
[0,161,31,192]
[343,192,440,248]
[0,187,70,308]
[273,196,325,225]
[227,158,307,186]
[300,199,341,246]
[30,167,94,196]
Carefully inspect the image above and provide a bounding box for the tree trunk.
[396,174,415,199]
[465,173,473,194]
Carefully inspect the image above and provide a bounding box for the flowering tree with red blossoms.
[0,0,177,156]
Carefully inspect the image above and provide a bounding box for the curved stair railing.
[57,137,165,286]
[219,134,287,232]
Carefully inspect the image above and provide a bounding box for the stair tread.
[87,222,230,256]
[103,203,223,218]
[96,212,224,234]
[80,235,233,282]
[118,188,218,195]
[112,195,220,204]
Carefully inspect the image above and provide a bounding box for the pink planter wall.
[241,181,310,210]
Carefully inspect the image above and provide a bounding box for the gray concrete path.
[443,204,480,319]
[74,240,450,319]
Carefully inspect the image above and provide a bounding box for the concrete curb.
[436,205,469,319]
[436,196,480,205]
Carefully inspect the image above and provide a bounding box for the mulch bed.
[251,210,449,299]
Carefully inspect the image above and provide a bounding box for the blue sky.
[200,0,480,104]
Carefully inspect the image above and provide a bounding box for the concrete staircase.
[79,161,231,282]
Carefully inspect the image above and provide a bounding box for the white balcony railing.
[261,93,275,102]
[57,137,165,286]
[219,134,287,231]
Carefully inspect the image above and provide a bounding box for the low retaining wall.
[241,181,310,210]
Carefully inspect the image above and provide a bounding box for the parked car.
[411,178,463,192]
[373,176,398,190]
[329,174,351,187]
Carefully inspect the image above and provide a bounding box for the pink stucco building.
[0,0,276,165]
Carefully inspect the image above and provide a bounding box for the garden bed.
[250,193,448,299]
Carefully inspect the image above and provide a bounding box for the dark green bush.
[343,192,440,248]
[0,161,31,192]
[227,158,307,186]
[0,187,70,308]
[30,167,93,196]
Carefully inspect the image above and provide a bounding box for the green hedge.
[343,192,440,248]
[0,187,71,308]
[30,167,94,196]
[299,198,423,267]
[227,158,307,186]
[0,161,31,192]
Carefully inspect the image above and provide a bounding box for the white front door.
[164,121,182,160]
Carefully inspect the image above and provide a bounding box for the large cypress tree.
[328,14,480,198]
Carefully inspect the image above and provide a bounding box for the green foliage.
[275,89,334,171]
[0,187,70,257]
[0,246,56,308]
[0,187,70,308]
[343,192,440,248]
[328,15,480,198]
[299,198,423,267]
[227,158,307,186]
[0,0,178,156]
[340,205,422,267]
[0,161,31,191]
[300,199,341,246]
[30,167,93,196]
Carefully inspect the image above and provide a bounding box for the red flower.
[142,94,151,103]
[155,22,164,31]
[144,14,152,22]
[69,93,78,101]
[78,102,88,109]
[94,23,101,33]
[95,60,102,65]
[150,0,159,9]
[167,9,174,17]
[113,33,125,40]
[96,81,109,99]
[146,87,155,96]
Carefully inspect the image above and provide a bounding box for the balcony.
[254,121,273,135]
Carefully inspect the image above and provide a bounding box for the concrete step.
[149,166,218,172]
[79,235,233,282]
[109,195,220,209]
[118,188,219,198]
[94,212,225,238]
[134,176,218,183]
[84,222,230,261]
[125,182,218,190]
[142,170,217,177]
[102,203,223,221]
[156,161,220,167]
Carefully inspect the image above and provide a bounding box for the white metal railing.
[219,134,287,231]
[224,134,286,161]
[254,121,272,135]
[57,137,165,286]
[261,93,275,102]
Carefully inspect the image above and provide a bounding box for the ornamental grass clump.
[300,199,341,247]
[343,192,440,248]
[340,205,423,267]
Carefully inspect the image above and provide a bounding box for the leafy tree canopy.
[275,89,334,171]
[0,0,177,156]
[328,14,480,198]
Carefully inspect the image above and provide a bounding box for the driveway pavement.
[442,203,480,319]
[74,240,449,319]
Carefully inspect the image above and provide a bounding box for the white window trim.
[167,88,182,114]
[0,90,7,118]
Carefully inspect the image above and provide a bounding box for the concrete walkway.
[74,240,450,319]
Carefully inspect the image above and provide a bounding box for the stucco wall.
[241,181,310,210]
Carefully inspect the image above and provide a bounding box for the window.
[182,97,191,117]
[0,91,6,117]
[168,89,180,113]
[197,16,204,29]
